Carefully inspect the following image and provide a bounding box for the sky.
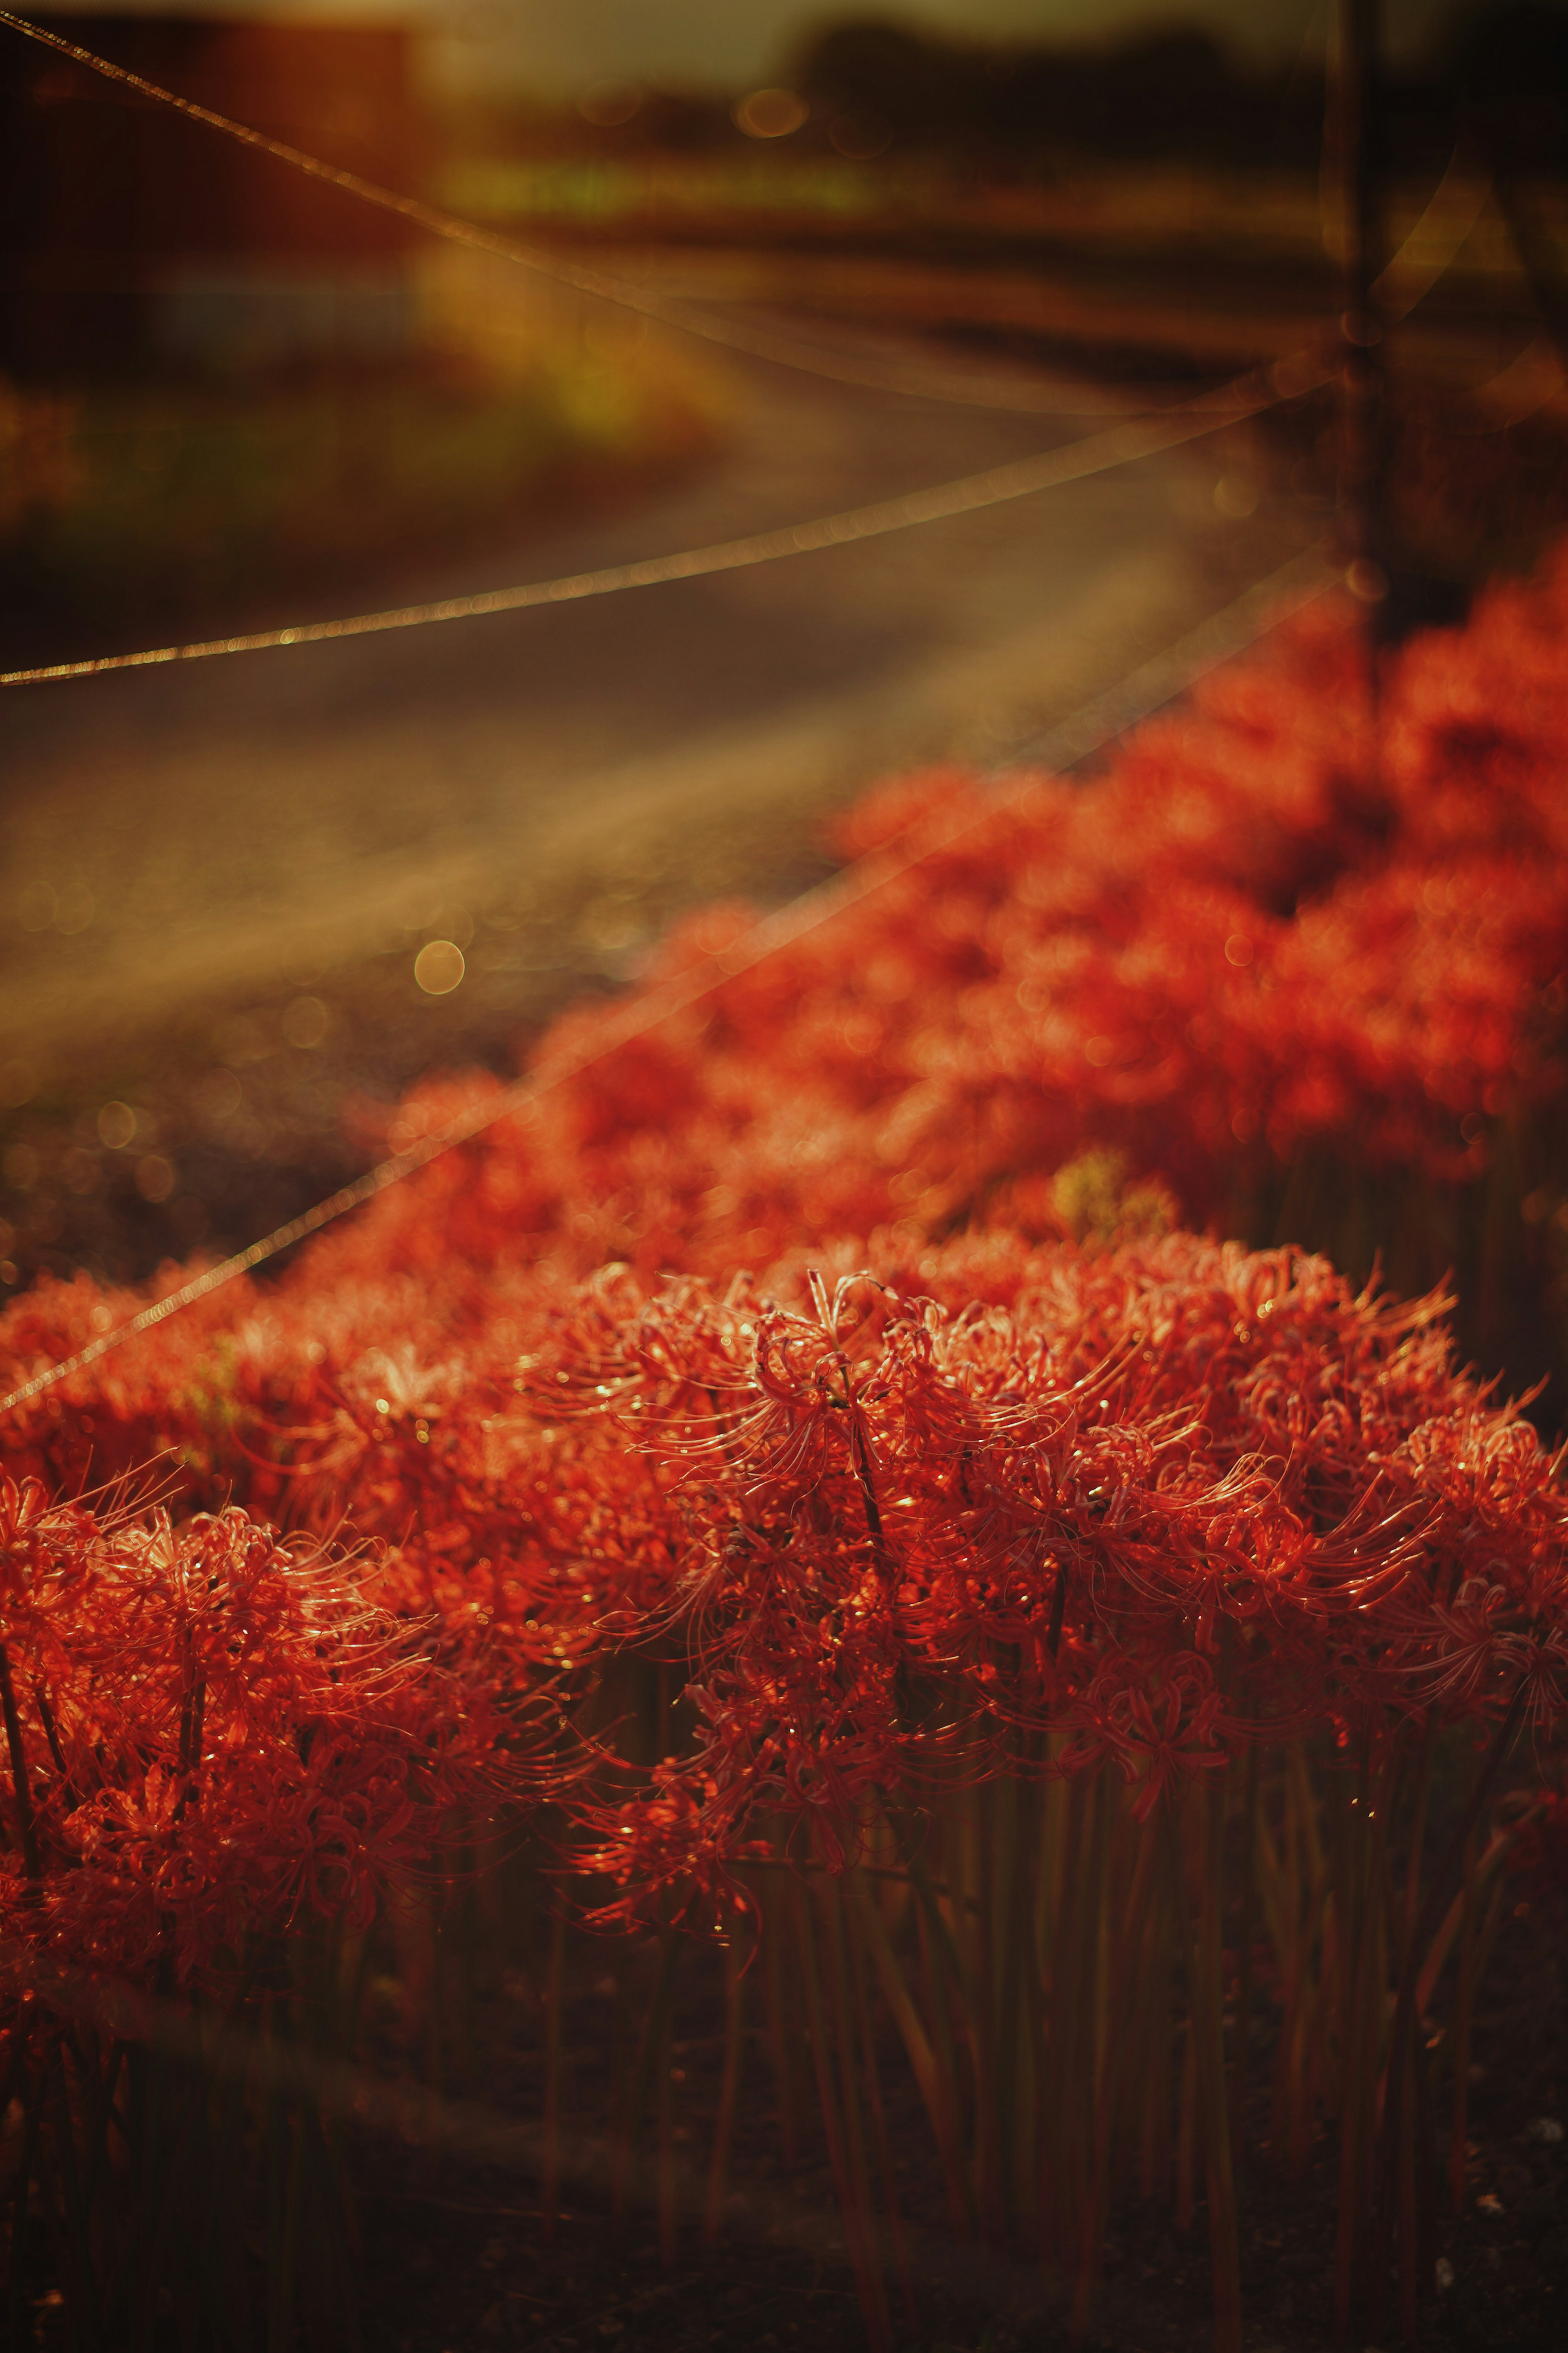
[28,1,1477,96]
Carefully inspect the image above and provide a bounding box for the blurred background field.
[4,4,1566,649]
[0,307,725,640]
[4,0,1568,1308]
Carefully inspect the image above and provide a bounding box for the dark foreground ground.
[348,1896,1566,2353]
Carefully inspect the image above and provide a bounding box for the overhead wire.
[0,16,1488,1395]
[0,10,1200,416]
[0,361,1318,686]
[0,15,1491,693]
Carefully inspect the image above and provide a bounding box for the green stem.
[1359,1679,1530,2333]
[703,1937,745,2245]
[541,1906,568,2243]
[0,1637,42,1882]
[1448,1829,1479,2220]
[761,1887,800,2163]
[49,2045,102,2345]
[615,1925,679,2223]
[1333,1751,1390,2337]
[1163,1786,1243,2353]
[849,1865,971,2233]
[821,1879,888,2316]
[1228,1748,1259,2170]
[793,1877,891,2351]
[846,1889,917,2326]
[1070,1810,1160,2337]
[7,2069,47,2352]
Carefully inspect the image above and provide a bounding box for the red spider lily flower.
[487,1227,1564,1918]
[0,1484,519,2006]
[2,546,1568,1893]
[1075,1650,1234,1822]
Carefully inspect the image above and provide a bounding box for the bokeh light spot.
[197,1068,243,1124]
[135,1154,175,1204]
[54,883,95,935]
[578,78,641,126]
[429,906,474,949]
[282,995,330,1049]
[217,1014,270,1065]
[1212,476,1258,519]
[414,940,466,996]
[829,110,891,159]
[62,1149,100,1196]
[734,87,808,138]
[97,1101,138,1149]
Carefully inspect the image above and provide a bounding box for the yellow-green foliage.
[0,279,728,620]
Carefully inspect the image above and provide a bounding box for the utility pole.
[1335,0,1388,614]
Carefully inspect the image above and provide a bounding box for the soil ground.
[346,1892,1566,2353]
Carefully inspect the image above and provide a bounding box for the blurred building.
[0,15,421,379]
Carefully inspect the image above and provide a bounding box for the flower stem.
[0,1637,42,1882]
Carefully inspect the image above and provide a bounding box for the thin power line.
[0,362,1317,687]
[0,14,668,331]
[0,546,1336,1418]
[0,14,1483,695]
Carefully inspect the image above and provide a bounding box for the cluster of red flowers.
[10,1216,1566,1898]
[0,1477,502,2021]
[0,554,1562,1911]
[1,553,1566,1757]
[3,551,1568,2351]
[262,543,1568,1289]
[509,1236,1567,1923]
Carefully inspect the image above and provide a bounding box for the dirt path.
[2,301,1303,1069]
[0,291,1311,1288]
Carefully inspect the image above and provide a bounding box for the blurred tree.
[1443,0,1568,142]
[788,7,1568,174]
[794,18,978,145]
[792,15,1321,170]
[1443,2,1568,365]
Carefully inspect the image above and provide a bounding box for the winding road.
[1,276,1308,1096]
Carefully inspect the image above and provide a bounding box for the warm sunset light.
[2,4,1566,2348]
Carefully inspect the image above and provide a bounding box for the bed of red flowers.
[5,548,1568,2351]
